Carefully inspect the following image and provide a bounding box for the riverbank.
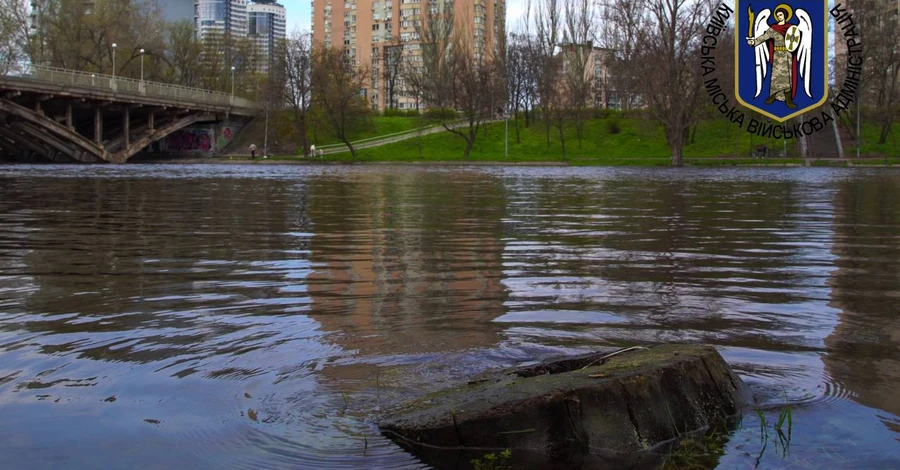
[140,155,900,167]
[241,113,899,162]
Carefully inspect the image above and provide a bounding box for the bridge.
[0,64,257,163]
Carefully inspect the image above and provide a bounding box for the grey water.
[0,164,898,469]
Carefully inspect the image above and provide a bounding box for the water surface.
[1,164,899,468]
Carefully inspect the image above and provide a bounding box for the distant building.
[194,0,249,40]
[312,0,506,111]
[248,0,287,73]
[559,43,623,110]
[833,0,899,88]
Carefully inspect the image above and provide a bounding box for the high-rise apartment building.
[248,0,287,73]
[833,0,899,87]
[194,0,249,40]
[311,0,505,110]
[194,0,287,74]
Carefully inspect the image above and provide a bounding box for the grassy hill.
[323,117,773,164]
[279,112,899,164]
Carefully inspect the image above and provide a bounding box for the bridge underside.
[0,93,223,163]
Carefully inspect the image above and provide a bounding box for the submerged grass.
[659,404,796,470]
[470,449,512,470]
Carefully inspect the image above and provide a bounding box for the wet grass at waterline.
[659,405,794,470]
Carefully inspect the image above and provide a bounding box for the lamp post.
[111,43,117,83]
[505,107,509,159]
[231,66,236,103]
[140,48,145,82]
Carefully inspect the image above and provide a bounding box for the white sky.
[283,0,530,34]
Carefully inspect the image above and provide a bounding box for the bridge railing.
[5,63,256,110]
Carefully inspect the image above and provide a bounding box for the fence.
[3,63,256,110]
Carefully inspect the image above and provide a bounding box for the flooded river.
[0,164,898,469]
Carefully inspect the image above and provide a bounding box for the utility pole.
[263,97,269,157]
[505,108,509,159]
[111,43,117,91]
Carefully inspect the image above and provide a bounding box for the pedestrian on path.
[249,144,257,159]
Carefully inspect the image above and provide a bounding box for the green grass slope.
[317,117,764,164]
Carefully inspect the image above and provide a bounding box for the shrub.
[423,107,459,122]
[382,107,406,117]
[606,117,622,134]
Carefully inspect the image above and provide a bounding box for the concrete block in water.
[379,344,750,464]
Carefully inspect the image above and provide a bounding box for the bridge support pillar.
[123,108,130,147]
[65,104,73,130]
[94,107,102,145]
[148,111,155,131]
[34,101,42,116]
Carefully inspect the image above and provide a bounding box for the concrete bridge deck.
[0,64,257,163]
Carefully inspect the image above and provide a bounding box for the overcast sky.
[281,0,529,34]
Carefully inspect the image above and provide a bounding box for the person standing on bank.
[249,144,257,160]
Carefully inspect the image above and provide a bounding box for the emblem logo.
[736,1,829,122]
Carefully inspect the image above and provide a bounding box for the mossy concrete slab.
[379,344,749,462]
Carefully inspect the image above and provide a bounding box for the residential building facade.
[248,0,287,73]
[194,0,249,40]
[311,0,506,111]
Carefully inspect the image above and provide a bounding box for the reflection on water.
[0,165,898,469]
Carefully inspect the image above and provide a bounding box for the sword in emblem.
[747,5,754,38]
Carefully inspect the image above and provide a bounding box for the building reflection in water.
[305,170,509,386]
[825,177,900,427]
[8,176,314,375]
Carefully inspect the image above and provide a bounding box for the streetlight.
[231,66,236,102]
[505,106,509,159]
[111,43,117,80]
[140,48,145,82]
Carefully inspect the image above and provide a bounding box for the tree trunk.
[671,140,683,167]
[463,137,474,159]
[343,140,357,159]
[557,121,567,160]
[879,119,892,145]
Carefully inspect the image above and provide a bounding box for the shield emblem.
[785,25,800,52]
[735,0,829,122]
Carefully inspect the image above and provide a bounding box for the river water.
[0,164,898,469]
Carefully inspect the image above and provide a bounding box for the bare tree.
[281,30,312,156]
[37,0,167,76]
[597,0,646,111]
[604,0,707,166]
[381,36,406,110]
[532,0,567,156]
[0,0,32,72]
[163,20,203,87]
[196,31,259,94]
[414,4,503,158]
[507,33,530,142]
[310,45,372,159]
[854,1,900,145]
[563,0,596,148]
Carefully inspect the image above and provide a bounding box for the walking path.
[312,119,484,156]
